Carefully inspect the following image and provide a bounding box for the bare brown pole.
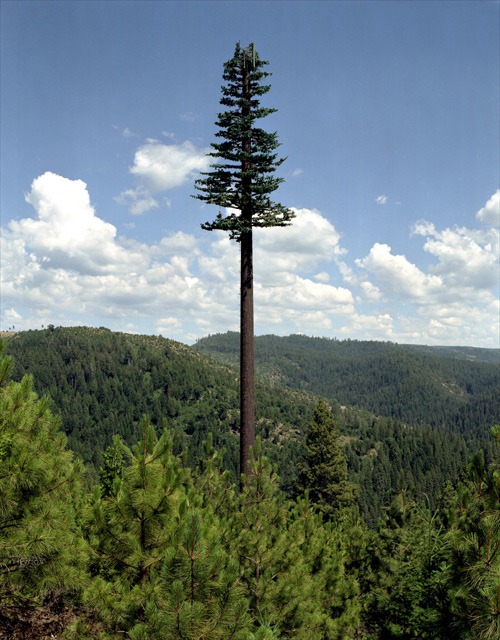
[239,228,254,482]
[239,53,255,485]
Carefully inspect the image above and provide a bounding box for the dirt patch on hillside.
[0,601,98,639]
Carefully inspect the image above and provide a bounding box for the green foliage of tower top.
[193,42,295,240]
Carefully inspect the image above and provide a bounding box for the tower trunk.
[239,228,254,483]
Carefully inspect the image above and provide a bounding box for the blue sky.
[1,0,499,346]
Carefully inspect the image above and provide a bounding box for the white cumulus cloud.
[1,172,208,333]
[352,193,500,346]
[9,172,144,275]
[2,174,498,347]
[355,242,443,299]
[314,271,330,283]
[114,187,159,216]
[339,312,394,340]
[412,219,499,290]
[116,140,210,214]
[358,281,382,302]
[476,190,500,227]
[130,140,210,191]
[255,208,346,278]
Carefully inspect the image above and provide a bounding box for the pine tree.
[362,494,455,639]
[447,426,500,640]
[83,418,188,629]
[285,493,362,639]
[226,440,361,638]
[84,418,251,638]
[152,508,251,639]
[298,400,356,519]
[99,434,125,498]
[194,43,294,481]
[0,341,87,604]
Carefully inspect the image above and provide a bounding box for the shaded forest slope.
[195,332,500,445]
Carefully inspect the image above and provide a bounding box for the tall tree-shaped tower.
[194,43,294,482]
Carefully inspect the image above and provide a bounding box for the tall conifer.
[298,400,356,519]
[194,43,294,482]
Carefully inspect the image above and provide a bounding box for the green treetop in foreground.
[194,43,294,481]
[0,342,87,602]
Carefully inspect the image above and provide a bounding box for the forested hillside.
[194,332,500,444]
[6,327,312,484]
[1,340,499,639]
[5,326,488,524]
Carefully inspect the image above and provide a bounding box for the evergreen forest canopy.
[195,331,500,444]
[6,326,499,525]
[1,331,499,639]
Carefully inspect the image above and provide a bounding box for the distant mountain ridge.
[403,343,500,364]
[194,332,500,441]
